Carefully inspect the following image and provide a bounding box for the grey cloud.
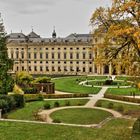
[0,0,58,15]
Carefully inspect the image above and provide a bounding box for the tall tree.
[90,0,140,75]
[0,14,14,94]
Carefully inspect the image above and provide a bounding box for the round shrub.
[108,103,114,109]
[65,101,70,106]
[53,118,61,123]
[117,105,124,112]
[54,101,60,107]
[44,103,51,109]
[104,80,113,85]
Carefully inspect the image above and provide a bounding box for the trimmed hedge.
[22,87,38,94]
[42,93,89,99]
[24,94,43,102]
[24,93,89,102]
[104,94,140,103]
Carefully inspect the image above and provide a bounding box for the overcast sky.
[0,0,111,37]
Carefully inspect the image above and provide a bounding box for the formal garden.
[0,0,140,139]
[0,73,140,140]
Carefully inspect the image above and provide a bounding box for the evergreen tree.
[0,14,14,94]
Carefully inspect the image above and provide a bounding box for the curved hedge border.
[104,94,140,103]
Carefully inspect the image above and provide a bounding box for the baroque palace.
[7,29,127,76]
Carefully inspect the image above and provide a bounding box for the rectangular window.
[16,52,19,59]
[46,53,48,59]
[64,53,67,59]
[58,53,61,59]
[34,66,37,71]
[52,53,54,59]
[58,66,61,71]
[76,53,79,59]
[40,53,43,59]
[11,53,14,59]
[89,67,92,72]
[28,53,31,59]
[40,66,43,71]
[52,66,55,71]
[46,66,49,71]
[21,52,24,59]
[29,66,31,71]
[70,53,73,59]
[83,67,85,72]
[22,66,24,71]
[89,53,92,59]
[83,53,86,59]
[34,53,37,59]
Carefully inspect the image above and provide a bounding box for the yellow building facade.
[7,31,95,75]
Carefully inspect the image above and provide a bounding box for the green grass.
[50,108,112,124]
[7,99,89,121]
[106,87,140,96]
[95,99,140,117]
[88,80,131,86]
[52,77,101,94]
[0,118,134,140]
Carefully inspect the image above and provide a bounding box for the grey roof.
[7,32,92,43]
[28,31,40,38]
[7,33,26,39]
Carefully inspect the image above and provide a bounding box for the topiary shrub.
[116,105,124,112]
[108,102,114,109]
[104,80,113,85]
[65,101,70,106]
[54,101,60,107]
[53,118,61,123]
[44,103,51,109]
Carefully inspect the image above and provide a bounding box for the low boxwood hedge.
[104,94,140,103]
[24,93,89,102]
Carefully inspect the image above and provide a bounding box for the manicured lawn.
[52,77,101,94]
[7,99,89,121]
[95,99,140,117]
[87,80,131,86]
[50,108,112,124]
[105,87,140,96]
[0,118,134,140]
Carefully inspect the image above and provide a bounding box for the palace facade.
[7,30,96,75]
[7,29,134,76]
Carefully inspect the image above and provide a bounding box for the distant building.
[7,30,95,75]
